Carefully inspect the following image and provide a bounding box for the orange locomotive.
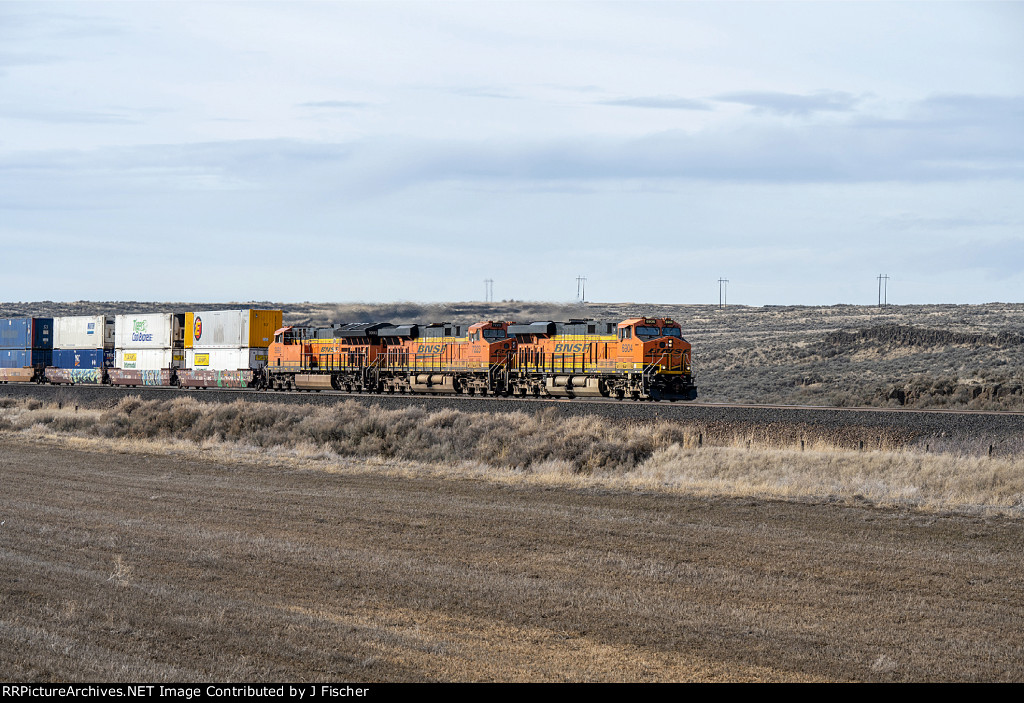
[508,316,693,400]
[264,316,696,401]
[266,322,408,391]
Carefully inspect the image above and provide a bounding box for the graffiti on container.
[141,370,165,386]
[70,369,102,383]
[47,368,103,384]
[216,371,243,387]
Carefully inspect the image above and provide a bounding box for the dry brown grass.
[2,438,1022,682]
[3,397,1023,516]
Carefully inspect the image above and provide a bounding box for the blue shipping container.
[0,318,53,350]
[51,348,109,369]
[0,348,52,368]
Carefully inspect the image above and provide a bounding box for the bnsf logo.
[554,343,590,353]
[194,316,203,341]
[417,344,446,354]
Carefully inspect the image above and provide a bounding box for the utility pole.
[718,278,729,309]
[484,278,494,303]
[576,275,587,303]
[877,274,889,308]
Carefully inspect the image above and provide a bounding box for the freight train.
[0,310,697,401]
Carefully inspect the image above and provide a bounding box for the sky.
[1,1,1022,306]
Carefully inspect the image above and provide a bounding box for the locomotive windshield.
[635,326,682,339]
[482,329,507,340]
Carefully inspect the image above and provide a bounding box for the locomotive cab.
[269,326,314,370]
[466,321,516,364]
[467,321,511,342]
[616,318,691,375]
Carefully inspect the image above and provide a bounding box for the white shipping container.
[53,316,114,350]
[188,309,279,349]
[116,348,185,370]
[115,313,183,350]
[187,347,269,371]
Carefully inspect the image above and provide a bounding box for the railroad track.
[3,381,1024,449]
[3,378,1024,414]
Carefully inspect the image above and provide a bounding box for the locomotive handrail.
[642,353,668,382]
[489,353,513,394]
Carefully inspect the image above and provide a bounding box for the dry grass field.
[2,436,1023,682]
[5,300,1024,409]
[3,396,1024,515]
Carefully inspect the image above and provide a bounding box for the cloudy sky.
[1,1,1021,305]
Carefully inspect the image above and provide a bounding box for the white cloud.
[713,90,862,116]
[600,96,713,111]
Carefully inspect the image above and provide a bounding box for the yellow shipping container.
[185,310,283,349]
[248,309,283,348]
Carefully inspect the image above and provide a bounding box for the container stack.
[178,309,283,388]
[45,315,115,384]
[0,317,53,383]
[109,313,187,387]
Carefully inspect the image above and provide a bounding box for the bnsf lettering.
[417,344,446,354]
[553,343,591,353]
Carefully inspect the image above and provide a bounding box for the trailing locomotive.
[264,316,696,401]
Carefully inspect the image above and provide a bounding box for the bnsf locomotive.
[0,312,697,401]
[265,316,696,401]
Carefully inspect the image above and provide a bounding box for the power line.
[483,278,494,303]
[718,278,729,309]
[877,274,889,308]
